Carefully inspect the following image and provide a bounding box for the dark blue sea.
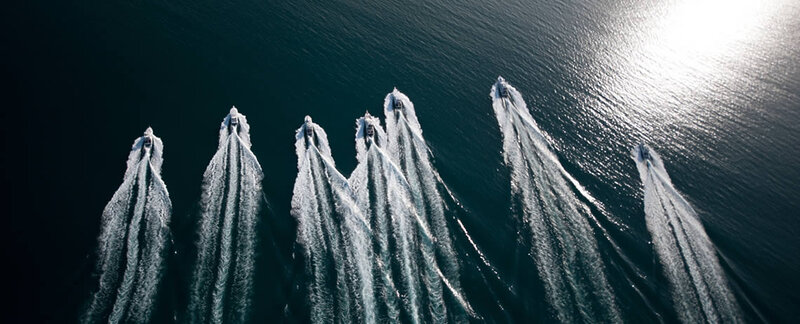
[2,0,799,322]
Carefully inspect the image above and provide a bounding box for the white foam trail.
[189,107,262,323]
[128,161,170,322]
[491,77,621,323]
[291,117,377,323]
[384,89,473,322]
[349,128,402,322]
[633,145,741,324]
[350,114,430,323]
[351,113,445,323]
[83,128,171,324]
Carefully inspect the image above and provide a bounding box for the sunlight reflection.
[595,0,773,126]
[659,0,766,58]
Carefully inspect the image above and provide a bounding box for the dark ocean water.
[2,0,799,322]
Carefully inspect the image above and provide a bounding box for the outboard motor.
[638,144,651,161]
[303,116,315,147]
[366,124,375,138]
[393,97,404,111]
[140,133,153,158]
[141,127,154,158]
[499,85,510,98]
[304,125,314,139]
[229,116,239,134]
[364,122,376,147]
[304,125,314,147]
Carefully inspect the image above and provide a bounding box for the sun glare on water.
[595,0,775,126]
[658,0,767,58]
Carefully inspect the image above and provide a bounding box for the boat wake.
[633,144,741,323]
[349,113,424,323]
[491,77,621,323]
[83,128,171,324]
[291,116,377,323]
[384,89,473,322]
[189,107,263,323]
